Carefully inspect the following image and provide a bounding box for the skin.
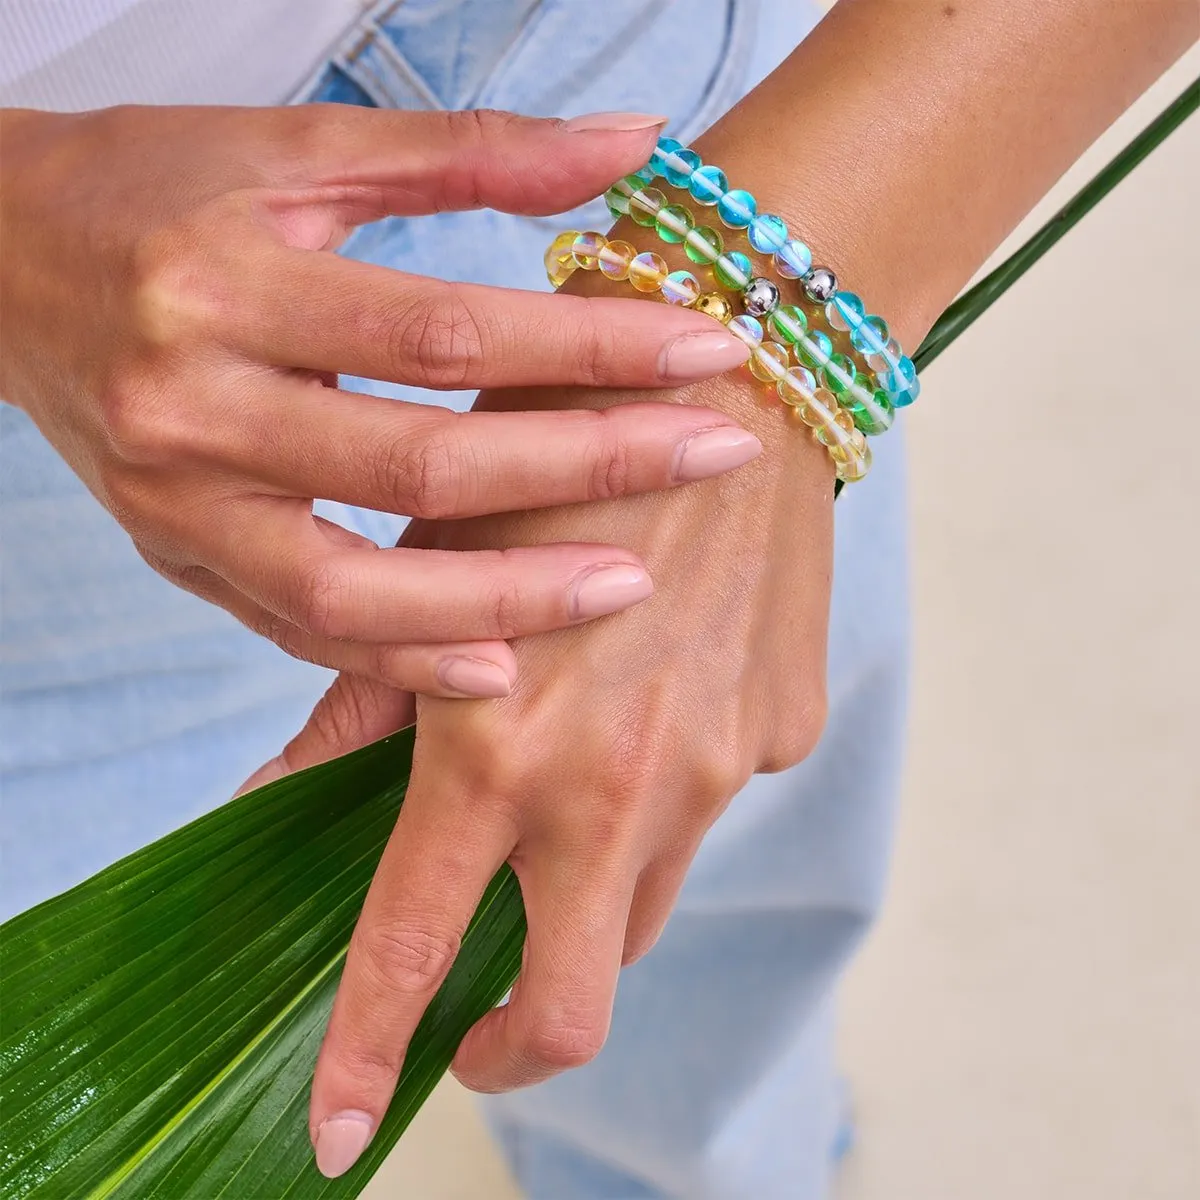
[236,0,1199,1178]
[0,105,759,699]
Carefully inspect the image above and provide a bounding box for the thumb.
[236,675,415,795]
[277,105,665,221]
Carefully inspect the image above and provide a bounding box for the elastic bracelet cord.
[545,230,872,484]
[604,137,920,409]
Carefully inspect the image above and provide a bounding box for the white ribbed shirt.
[1,0,365,109]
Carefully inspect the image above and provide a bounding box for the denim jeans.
[0,2,910,1196]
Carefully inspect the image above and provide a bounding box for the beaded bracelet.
[545,231,872,484]
[604,137,920,408]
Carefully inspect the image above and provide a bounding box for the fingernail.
[437,656,513,698]
[659,331,750,383]
[672,427,763,482]
[570,564,653,621]
[563,111,668,133]
[314,1111,374,1179]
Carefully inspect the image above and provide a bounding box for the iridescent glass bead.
[768,305,808,345]
[684,225,724,265]
[662,147,701,188]
[797,387,839,430]
[689,164,728,206]
[865,336,904,374]
[820,353,859,396]
[850,314,890,356]
[727,314,764,347]
[544,231,578,287]
[831,439,872,482]
[879,355,918,395]
[889,377,921,408]
[629,251,668,292]
[717,188,757,229]
[797,329,834,371]
[655,203,694,244]
[826,292,865,332]
[693,291,734,323]
[776,366,818,408]
[775,239,813,280]
[714,251,753,290]
[749,340,789,383]
[629,187,666,227]
[650,137,683,178]
[662,270,701,306]
[598,239,636,281]
[748,213,788,254]
[845,384,895,435]
[571,231,606,270]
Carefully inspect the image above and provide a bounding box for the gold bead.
[693,291,734,323]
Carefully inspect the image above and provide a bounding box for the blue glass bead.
[889,376,922,408]
[727,314,764,347]
[689,164,728,206]
[748,214,788,254]
[880,355,918,395]
[634,164,656,184]
[774,239,813,280]
[827,292,866,332]
[714,251,753,290]
[851,315,891,356]
[796,329,834,371]
[663,147,701,188]
[650,137,683,178]
[717,188,757,229]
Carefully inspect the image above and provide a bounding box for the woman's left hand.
[245,371,835,1178]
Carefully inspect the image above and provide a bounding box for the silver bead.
[803,267,838,304]
[742,276,781,318]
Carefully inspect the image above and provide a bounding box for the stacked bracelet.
[604,137,920,409]
[546,230,872,484]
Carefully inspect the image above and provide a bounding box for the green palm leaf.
[3,79,1196,1197]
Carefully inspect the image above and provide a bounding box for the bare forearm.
[699,0,1197,346]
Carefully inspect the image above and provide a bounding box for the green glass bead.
[684,225,724,265]
[655,204,695,244]
[629,186,667,227]
[714,251,752,290]
[796,329,834,371]
[768,305,808,345]
[820,353,859,396]
[845,385,895,436]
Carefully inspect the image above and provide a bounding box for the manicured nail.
[563,111,668,133]
[570,564,653,620]
[314,1111,374,1179]
[672,427,763,482]
[659,331,750,383]
[437,656,513,698]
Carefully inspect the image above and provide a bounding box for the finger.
[235,251,749,390]
[451,856,631,1093]
[622,857,694,966]
[161,558,517,696]
[263,106,668,224]
[207,501,656,643]
[231,384,762,516]
[309,785,513,1177]
[237,673,415,795]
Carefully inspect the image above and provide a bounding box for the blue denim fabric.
[0,3,910,1197]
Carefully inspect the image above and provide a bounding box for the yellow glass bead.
[776,366,818,408]
[749,340,789,383]
[693,291,734,323]
[628,251,668,293]
[598,239,636,281]
[796,387,839,430]
[832,440,872,483]
[662,270,701,306]
[834,406,856,434]
[815,417,854,449]
[571,231,607,270]
[544,231,578,287]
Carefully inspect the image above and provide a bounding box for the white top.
[0,0,366,109]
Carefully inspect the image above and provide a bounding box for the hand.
[246,370,834,1176]
[0,105,755,697]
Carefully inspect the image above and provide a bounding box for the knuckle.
[354,921,460,996]
[691,751,745,799]
[129,229,223,348]
[759,686,828,774]
[586,414,635,501]
[384,426,462,518]
[523,1013,607,1072]
[481,564,529,639]
[382,284,485,390]
[575,301,622,387]
[292,560,351,638]
[621,930,660,967]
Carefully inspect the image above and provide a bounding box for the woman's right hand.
[0,104,756,697]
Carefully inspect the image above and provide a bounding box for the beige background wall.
[366,41,1200,1200]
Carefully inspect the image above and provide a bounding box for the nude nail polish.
[314,1111,374,1179]
[570,565,653,620]
[563,111,668,132]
